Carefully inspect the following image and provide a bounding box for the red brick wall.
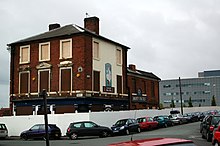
[10,34,93,97]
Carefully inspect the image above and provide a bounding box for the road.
[0,122,212,146]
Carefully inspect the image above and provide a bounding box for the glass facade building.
[159,70,220,107]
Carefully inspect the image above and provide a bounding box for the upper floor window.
[116,48,122,65]
[39,42,50,61]
[93,41,99,60]
[60,39,72,59]
[20,45,30,64]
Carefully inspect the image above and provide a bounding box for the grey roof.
[8,24,130,49]
[127,68,161,81]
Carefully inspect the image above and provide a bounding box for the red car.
[108,138,196,146]
[212,122,220,146]
[137,117,158,131]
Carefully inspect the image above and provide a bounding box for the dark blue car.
[20,124,61,140]
[111,118,141,135]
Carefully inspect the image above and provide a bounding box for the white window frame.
[93,41,100,60]
[59,39,72,59]
[19,45,30,64]
[38,69,51,93]
[59,67,72,94]
[18,71,30,95]
[116,48,122,65]
[39,42,50,62]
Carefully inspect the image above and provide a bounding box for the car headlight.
[120,126,125,130]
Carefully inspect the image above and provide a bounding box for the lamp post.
[39,89,49,146]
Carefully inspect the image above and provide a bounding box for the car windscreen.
[115,119,127,126]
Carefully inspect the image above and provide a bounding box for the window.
[132,78,136,93]
[20,45,30,64]
[60,39,72,59]
[38,70,50,93]
[60,68,72,92]
[39,42,50,61]
[93,71,100,91]
[117,75,122,94]
[116,49,122,65]
[19,72,30,94]
[93,41,99,59]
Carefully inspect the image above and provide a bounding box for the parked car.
[0,123,8,139]
[201,114,220,141]
[20,124,61,140]
[108,137,196,146]
[66,121,112,139]
[169,114,188,125]
[111,118,141,135]
[137,116,158,131]
[183,113,198,123]
[153,115,174,128]
[212,121,220,146]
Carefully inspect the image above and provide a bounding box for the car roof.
[108,138,194,146]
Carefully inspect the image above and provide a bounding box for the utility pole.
[179,77,183,115]
[39,89,49,146]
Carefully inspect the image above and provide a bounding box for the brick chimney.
[129,64,136,71]
[49,23,60,31]
[84,16,99,35]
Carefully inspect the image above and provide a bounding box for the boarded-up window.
[39,43,50,61]
[20,46,30,64]
[93,42,99,59]
[117,75,122,94]
[20,72,29,93]
[60,39,72,59]
[39,70,49,92]
[93,71,100,91]
[61,68,71,91]
[116,49,122,65]
[142,80,146,94]
[132,78,136,93]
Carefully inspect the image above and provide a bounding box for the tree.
[159,103,164,110]
[170,99,175,108]
[211,95,217,106]
[188,97,193,107]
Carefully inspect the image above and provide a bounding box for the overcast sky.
[1,0,220,107]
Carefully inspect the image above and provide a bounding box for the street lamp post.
[39,89,49,146]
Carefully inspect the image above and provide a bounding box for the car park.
[201,114,220,141]
[0,123,8,139]
[20,124,61,140]
[111,118,141,135]
[108,137,196,146]
[66,121,112,139]
[137,116,158,131]
[153,115,174,128]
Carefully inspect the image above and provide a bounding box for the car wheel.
[125,129,130,135]
[137,127,141,133]
[70,133,78,140]
[21,134,28,140]
[164,123,168,128]
[100,131,108,138]
[214,141,219,146]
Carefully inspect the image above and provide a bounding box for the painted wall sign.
[105,63,112,87]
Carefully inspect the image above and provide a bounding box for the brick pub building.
[7,17,160,115]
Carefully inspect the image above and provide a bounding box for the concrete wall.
[1,106,220,137]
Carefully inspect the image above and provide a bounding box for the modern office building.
[159,70,220,107]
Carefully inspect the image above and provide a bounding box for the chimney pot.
[129,64,136,71]
[84,16,99,34]
[49,23,60,31]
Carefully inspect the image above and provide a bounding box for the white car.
[0,123,8,139]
